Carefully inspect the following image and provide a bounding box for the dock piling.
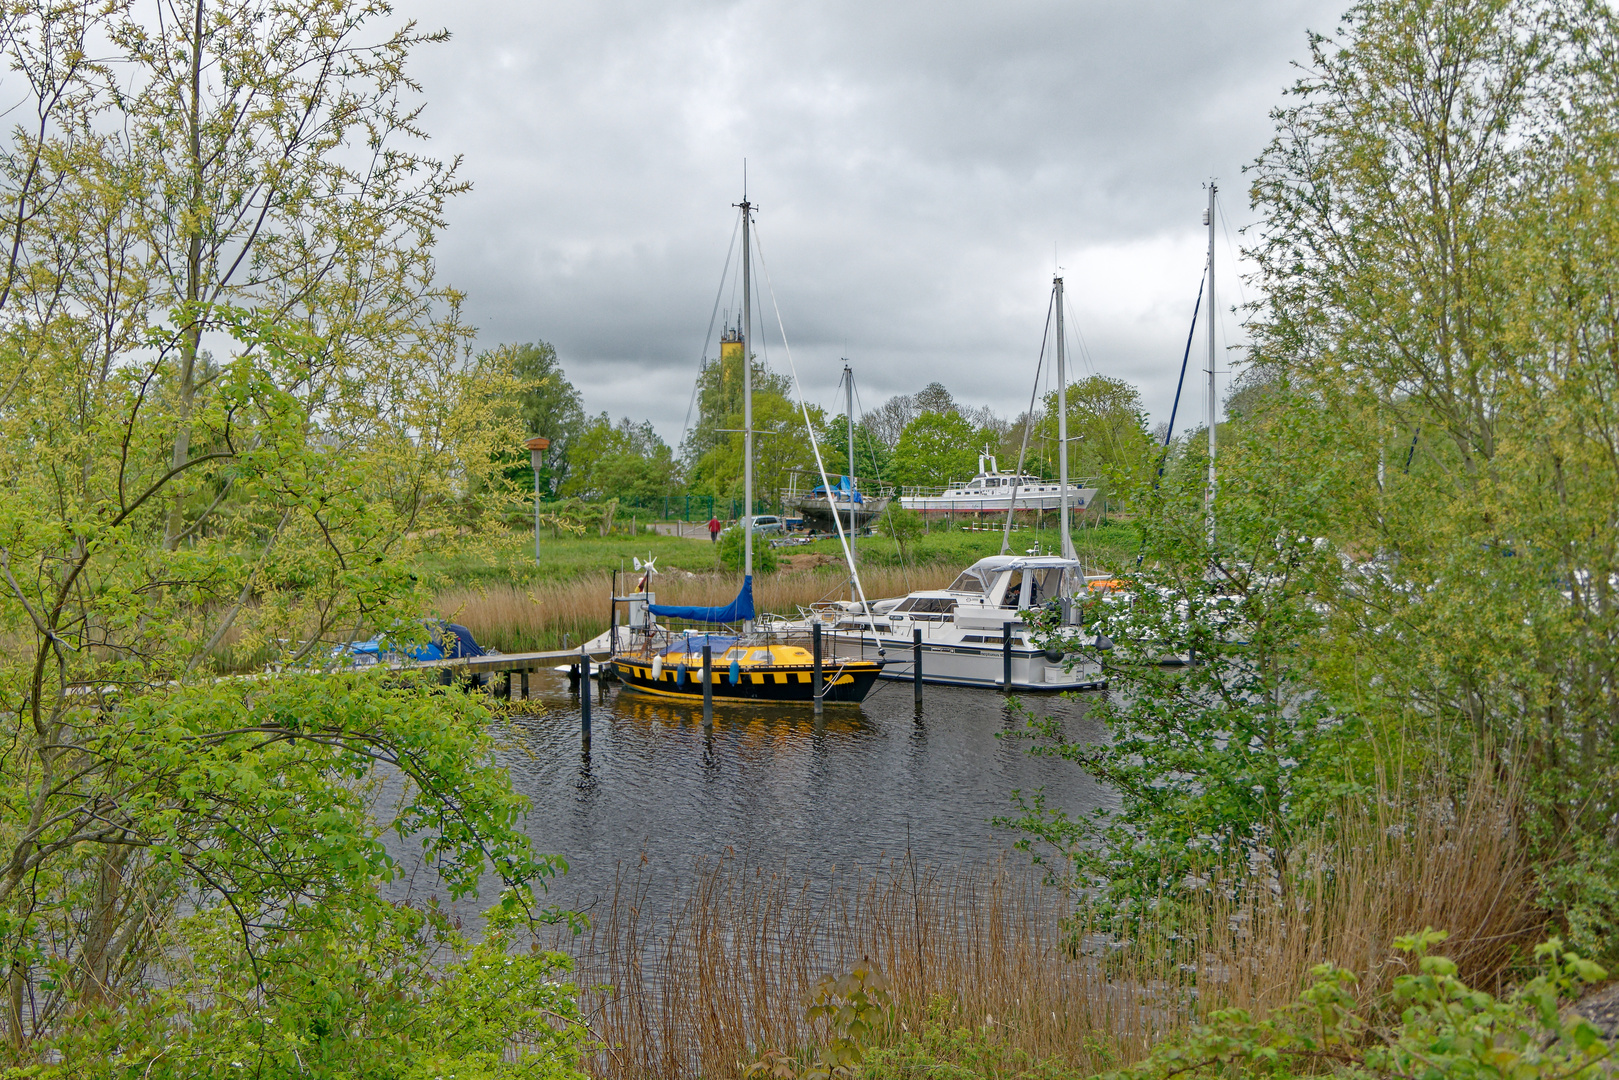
[580,650,592,741]
[812,623,823,716]
[913,628,923,706]
[1002,628,1013,692]
[701,644,713,726]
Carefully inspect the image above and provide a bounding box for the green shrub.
[719,524,780,573]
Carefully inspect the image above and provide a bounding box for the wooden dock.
[401,647,613,676]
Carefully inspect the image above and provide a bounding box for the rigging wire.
[999,290,1055,555]
[1062,295,1130,492]
[1161,264,1207,472]
[849,374,913,590]
[679,213,743,453]
[750,218,874,624]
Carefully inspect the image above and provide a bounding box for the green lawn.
[806,519,1141,573]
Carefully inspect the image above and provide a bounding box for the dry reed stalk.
[1189,752,1541,1016]
[437,565,957,654]
[567,858,1181,1080]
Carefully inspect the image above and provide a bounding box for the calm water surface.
[473,668,1116,916]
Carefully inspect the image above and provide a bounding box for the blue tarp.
[343,620,486,661]
[810,475,864,503]
[648,575,754,623]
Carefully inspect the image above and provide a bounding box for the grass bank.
[421,522,1142,653]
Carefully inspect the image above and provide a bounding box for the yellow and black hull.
[611,657,883,704]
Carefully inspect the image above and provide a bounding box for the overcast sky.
[395,0,1345,447]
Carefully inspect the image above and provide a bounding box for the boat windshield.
[999,569,1024,608]
[895,597,957,614]
[1027,566,1064,605]
[947,571,986,594]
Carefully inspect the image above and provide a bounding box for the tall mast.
[738,188,755,626]
[1055,274,1076,561]
[844,362,856,600]
[1205,182,1217,549]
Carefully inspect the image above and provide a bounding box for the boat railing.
[612,620,873,662]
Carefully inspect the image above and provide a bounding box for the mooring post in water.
[520,669,529,700]
[812,622,823,716]
[913,627,923,706]
[580,650,592,738]
[701,643,713,726]
[1002,626,1013,692]
[567,664,580,690]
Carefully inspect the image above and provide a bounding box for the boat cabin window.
[893,597,957,615]
[946,570,986,594]
[995,569,1025,608]
[1027,567,1064,605]
[967,479,982,490]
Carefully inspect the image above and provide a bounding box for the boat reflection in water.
[606,686,875,740]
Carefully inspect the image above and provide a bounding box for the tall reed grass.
[438,564,953,654]
[1195,752,1541,1013]
[563,756,1540,1079]
[569,857,1172,1080]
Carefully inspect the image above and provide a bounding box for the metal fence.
[612,494,778,523]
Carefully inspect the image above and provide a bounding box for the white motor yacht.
[899,454,1098,516]
[772,554,1113,692]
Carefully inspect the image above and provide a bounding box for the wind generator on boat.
[607,190,884,704]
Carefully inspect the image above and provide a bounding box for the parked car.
[743,514,784,535]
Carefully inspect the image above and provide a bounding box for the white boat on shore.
[899,454,1098,516]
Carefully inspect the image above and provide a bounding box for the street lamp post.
[526,437,550,563]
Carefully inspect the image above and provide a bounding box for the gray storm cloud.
[395,0,1345,443]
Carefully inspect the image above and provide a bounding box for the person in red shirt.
[707,516,722,543]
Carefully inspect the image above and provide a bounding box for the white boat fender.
[729,658,741,684]
[652,654,664,679]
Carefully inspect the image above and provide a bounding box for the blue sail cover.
[648,575,755,623]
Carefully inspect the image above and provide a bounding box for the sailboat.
[781,272,1112,692]
[607,194,885,705]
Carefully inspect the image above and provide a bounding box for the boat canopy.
[648,575,755,623]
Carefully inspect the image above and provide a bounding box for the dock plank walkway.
[400,648,612,675]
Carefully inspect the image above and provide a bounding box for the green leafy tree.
[0,2,583,1066]
[561,413,676,502]
[890,410,983,488]
[682,339,794,465]
[1034,375,1156,504]
[689,392,827,512]
[819,414,894,491]
[498,340,585,493]
[1240,0,1619,960]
